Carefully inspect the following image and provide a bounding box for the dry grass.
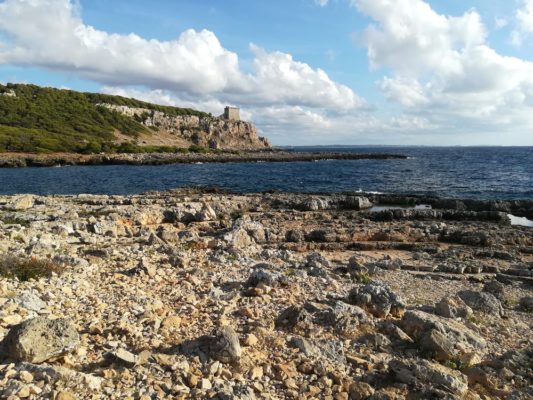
[0,255,64,281]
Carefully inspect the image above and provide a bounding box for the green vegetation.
[0,255,64,281]
[0,83,211,154]
[111,143,215,154]
[0,213,30,227]
[352,271,373,284]
[442,358,472,371]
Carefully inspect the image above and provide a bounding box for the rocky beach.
[0,189,531,399]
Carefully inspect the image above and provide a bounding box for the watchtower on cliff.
[223,106,240,121]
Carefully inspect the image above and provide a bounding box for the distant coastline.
[0,151,408,168]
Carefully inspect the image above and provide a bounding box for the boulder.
[389,359,468,396]
[287,336,319,357]
[401,310,486,361]
[312,300,371,333]
[434,296,473,319]
[245,266,282,287]
[7,195,34,211]
[107,348,138,367]
[196,204,217,221]
[285,229,305,242]
[275,305,312,332]
[204,326,242,364]
[304,252,330,277]
[482,280,506,301]
[299,197,330,211]
[14,291,46,313]
[224,219,266,248]
[1,317,79,363]
[213,385,256,400]
[343,196,372,210]
[457,290,504,317]
[348,381,375,400]
[347,282,406,318]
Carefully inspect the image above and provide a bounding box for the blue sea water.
[0,147,531,200]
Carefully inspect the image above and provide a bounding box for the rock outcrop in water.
[0,189,531,399]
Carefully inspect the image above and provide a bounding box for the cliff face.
[101,104,271,150]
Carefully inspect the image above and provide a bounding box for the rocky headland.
[100,104,270,151]
[0,190,531,399]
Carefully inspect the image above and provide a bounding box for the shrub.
[188,144,210,154]
[0,83,209,154]
[0,255,65,281]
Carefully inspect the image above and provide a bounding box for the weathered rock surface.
[0,190,531,399]
[347,282,406,318]
[1,317,79,363]
[401,310,486,361]
[434,296,473,319]
[101,103,271,150]
[390,358,469,396]
[457,290,504,317]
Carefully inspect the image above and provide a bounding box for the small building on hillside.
[223,106,240,121]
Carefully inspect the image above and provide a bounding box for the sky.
[0,0,533,146]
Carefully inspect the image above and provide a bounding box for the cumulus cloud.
[0,0,244,94]
[0,0,363,113]
[314,0,330,7]
[352,0,533,138]
[511,0,533,46]
[246,44,364,110]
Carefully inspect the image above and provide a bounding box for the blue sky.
[1,0,533,145]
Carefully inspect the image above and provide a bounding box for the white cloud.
[246,44,364,110]
[0,0,363,113]
[379,77,429,107]
[0,1,244,94]
[511,0,533,46]
[352,0,533,142]
[101,85,437,145]
[353,0,486,76]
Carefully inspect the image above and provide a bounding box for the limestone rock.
[197,204,217,221]
[434,296,473,319]
[275,305,312,332]
[107,348,138,367]
[457,290,504,317]
[343,196,373,210]
[245,266,281,287]
[14,291,46,313]
[1,317,79,363]
[401,310,486,361]
[483,280,506,301]
[100,104,270,150]
[312,300,371,333]
[304,252,330,277]
[347,282,406,318]
[204,326,242,364]
[390,358,468,396]
[7,195,34,211]
[348,382,375,400]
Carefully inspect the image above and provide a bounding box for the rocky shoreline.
[0,151,407,168]
[0,189,531,399]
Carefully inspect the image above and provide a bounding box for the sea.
[0,146,531,200]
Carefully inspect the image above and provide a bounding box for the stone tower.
[223,106,240,121]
